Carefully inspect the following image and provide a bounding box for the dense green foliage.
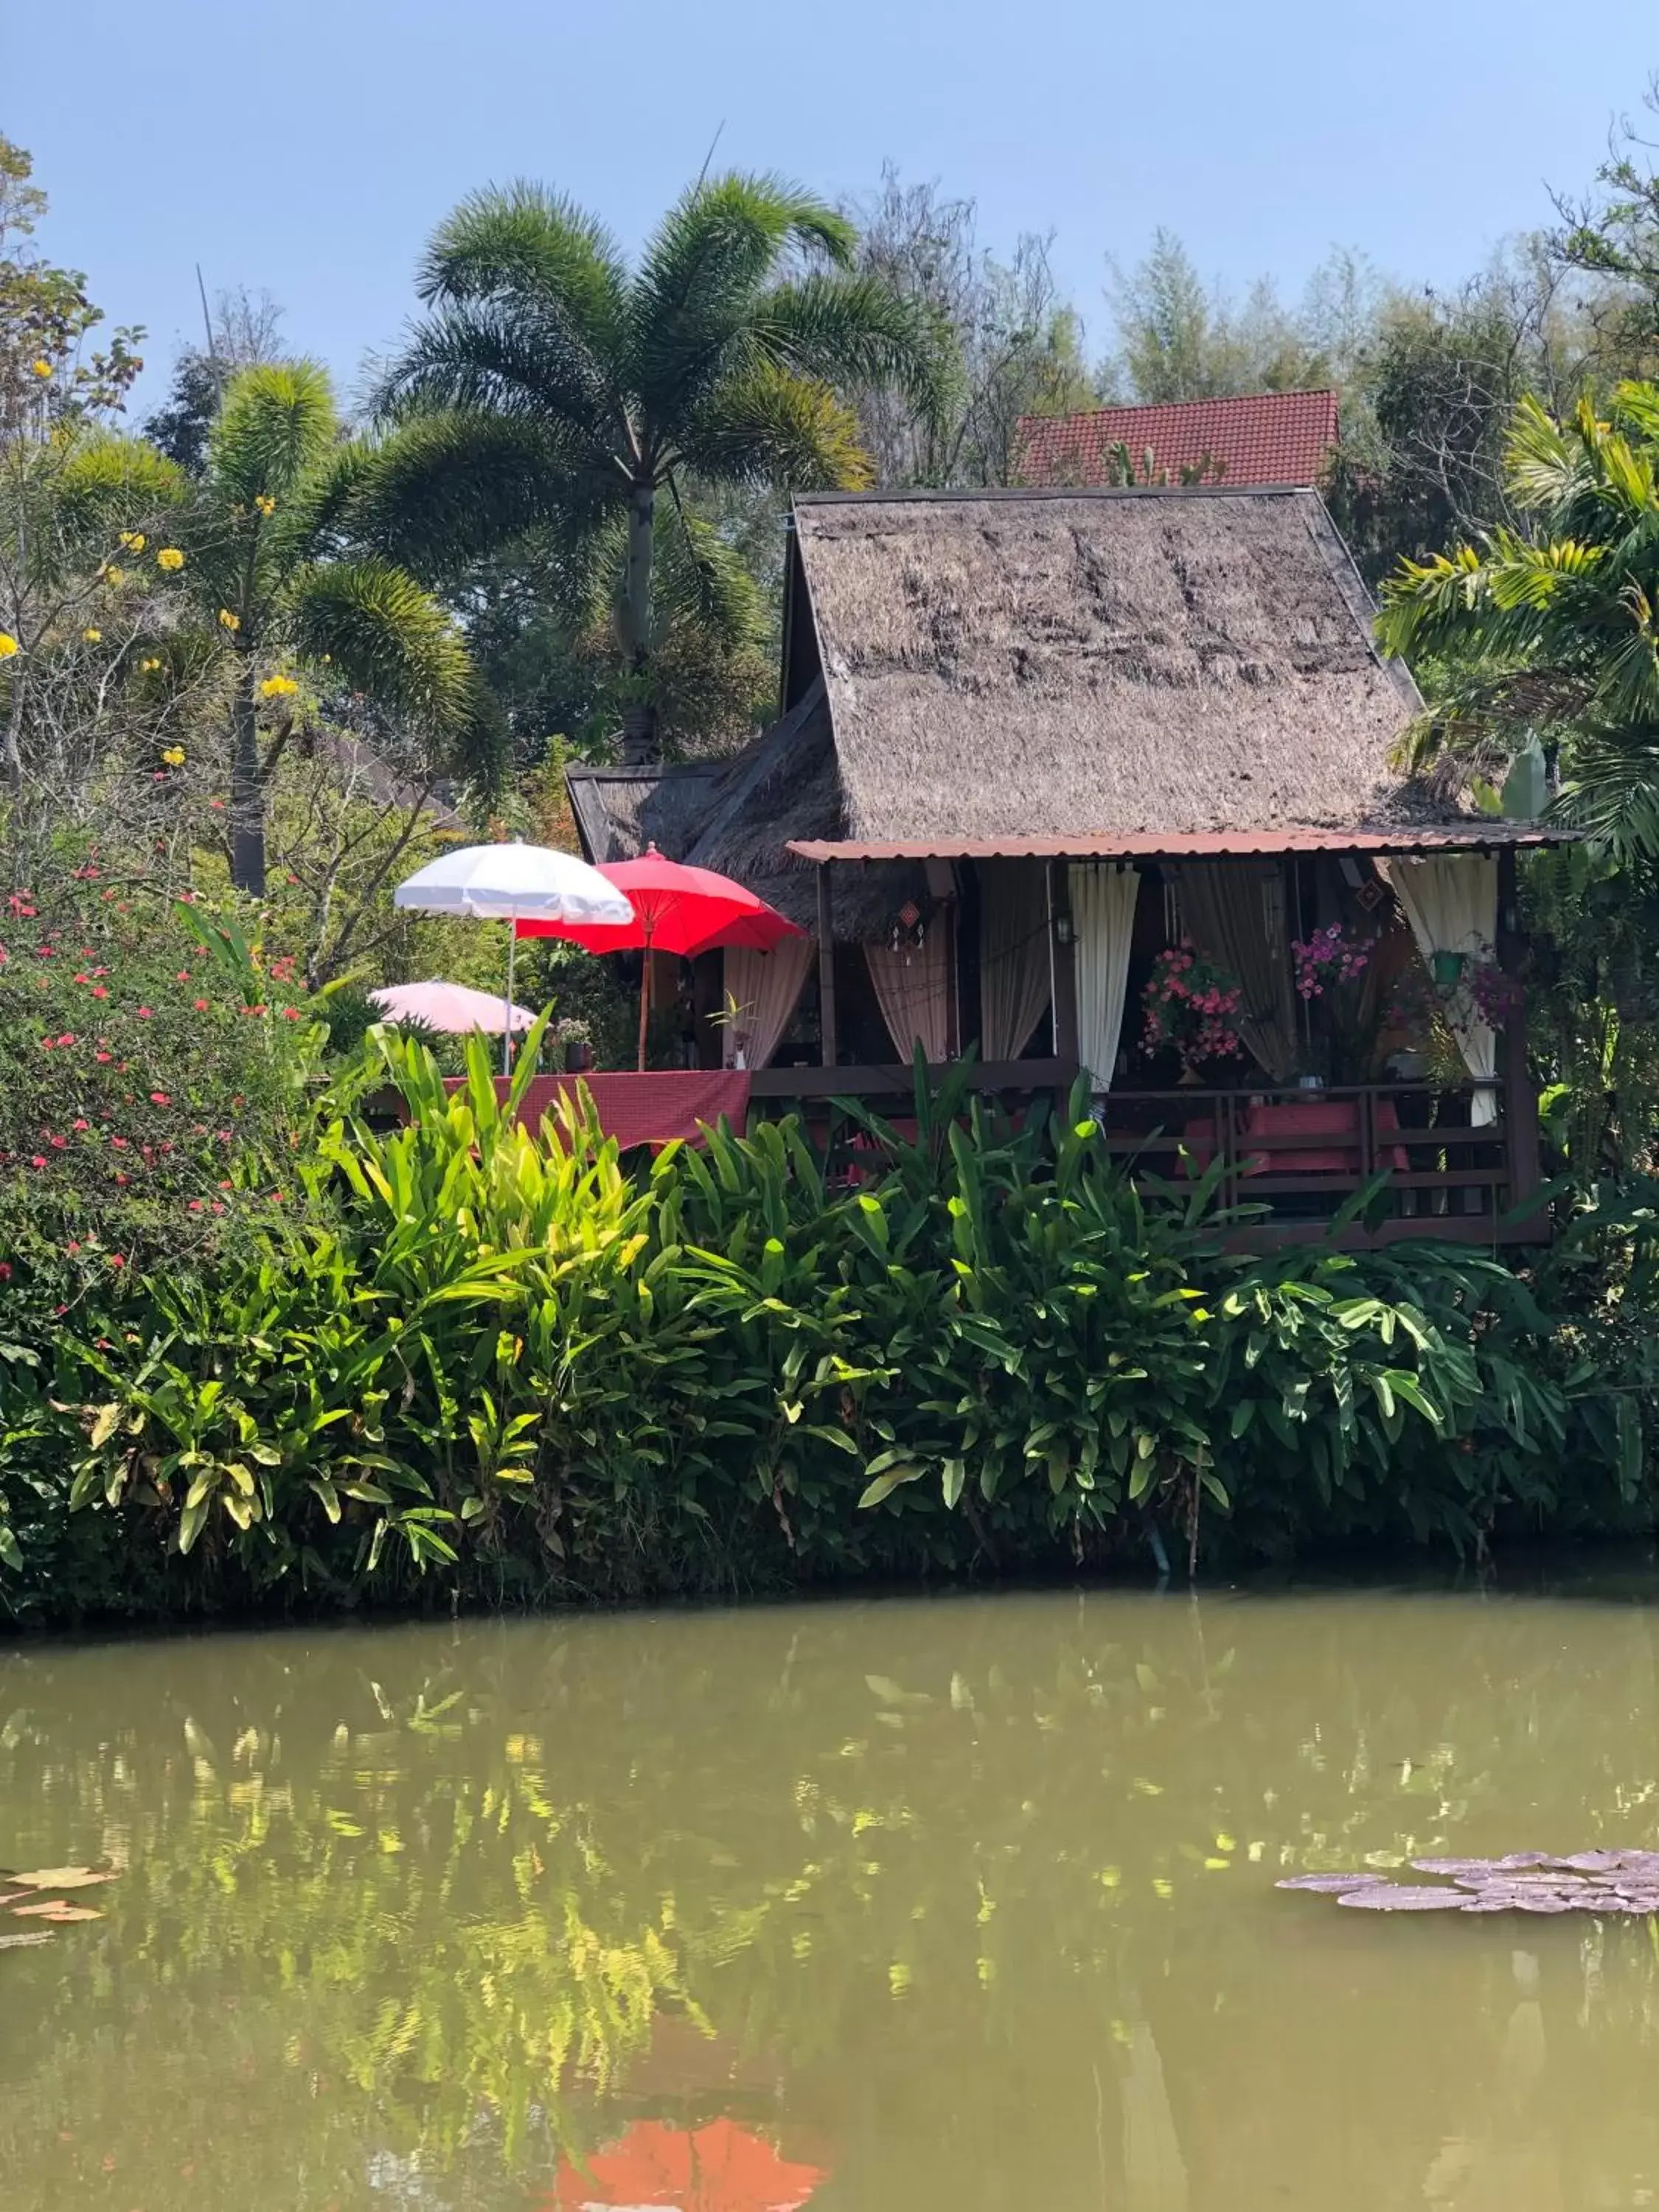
[2,1033,1652,1624]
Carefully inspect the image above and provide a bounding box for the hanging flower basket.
[1141,943,1246,1078]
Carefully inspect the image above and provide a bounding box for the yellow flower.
[119,532,147,552]
[141,656,162,672]
[218,608,240,632]
[29,359,51,378]
[0,633,18,658]
[102,565,125,588]
[258,673,299,698]
[254,494,276,517]
[82,627,102,644]
[156,547,185,572]
[161,745,186,767]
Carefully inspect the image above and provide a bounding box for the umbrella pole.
[504,917,516,1078]
[636,928,651,1072]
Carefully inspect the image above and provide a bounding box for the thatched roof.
[790,484,1436,841]
[682,682,925,935]
[566,485,1457,942]
[565,759,731,865]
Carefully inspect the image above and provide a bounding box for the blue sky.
[10,0,1658,414]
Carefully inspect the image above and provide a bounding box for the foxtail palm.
[1377,381,1659,855]
[361,173,950,762]
[187,361,481,894]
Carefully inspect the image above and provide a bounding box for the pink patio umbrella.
[369,980,535,1037]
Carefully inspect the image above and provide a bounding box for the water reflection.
[1,1583,1659,2207]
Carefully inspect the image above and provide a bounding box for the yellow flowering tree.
[175,360,487,895]
[0,134,200,815]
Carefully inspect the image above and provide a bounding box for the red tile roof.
[1017,389,1339,490]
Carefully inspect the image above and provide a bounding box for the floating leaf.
[1276,1872,1378,1892]
[10,1867,114,1890]
[1336,1885,1470,1910]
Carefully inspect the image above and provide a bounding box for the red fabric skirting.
[443,1070,750,1150]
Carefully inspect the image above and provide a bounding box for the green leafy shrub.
[1,1033,1652,1623]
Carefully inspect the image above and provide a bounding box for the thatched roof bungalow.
[568,484,1567,1247]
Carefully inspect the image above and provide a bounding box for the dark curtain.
[1172,860,1297,1082]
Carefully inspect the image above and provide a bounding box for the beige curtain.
[1070,862,1140,1090]
[721,937,814,1069]
[1378,852,1499,1126]
[867,930,952,1062]
[980,860,1053,1060]
[1172,860,1296,1082]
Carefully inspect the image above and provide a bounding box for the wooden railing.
[746,1067,1543,1248]
[1096,1080,1536,1246]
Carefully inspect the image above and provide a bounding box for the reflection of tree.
[3,1592,1659,2205]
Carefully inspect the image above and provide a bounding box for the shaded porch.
[728,826,1564,1247]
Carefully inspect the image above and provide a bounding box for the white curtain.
[721,937,815,1069]
[867,929,952,1062]
[1070,862,1140,1091]
[1380,853,1499,1126]
[980,860,1053,1060]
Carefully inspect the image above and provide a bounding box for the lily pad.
[1275,1872,1378,1892]
[9,1868,114,1890]
[1336,1885,1470,1910]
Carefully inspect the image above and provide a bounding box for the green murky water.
[4,1576,1659,2208]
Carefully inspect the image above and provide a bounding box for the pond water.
[4,1573,1659,2209]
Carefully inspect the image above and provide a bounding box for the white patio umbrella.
[394,843,633,1072]
[369,981,535,1036]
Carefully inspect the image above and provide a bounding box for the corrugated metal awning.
[786,824,1576,865]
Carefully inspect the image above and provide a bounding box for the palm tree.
[186,361,481,894]
[359,173,950,762]
[1376,381,1659,855]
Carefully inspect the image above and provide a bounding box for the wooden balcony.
[748,1067,1545,1249]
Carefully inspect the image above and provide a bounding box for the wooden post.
[816,861,838,1068]
[1497,845,1541,1211]
[1049,860,1079,1076]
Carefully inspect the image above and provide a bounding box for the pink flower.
[29,1155,46,1169]
[0,1262,10,1281]
[193,998,209,1012]
[91,984,108,998]
[188,1199,203,1213]
[95,1050,112,1064]
[111,1135,128,1150]
[136,1006,152,1019]
[149,1091,171,1107]
[108,1253,125,1270]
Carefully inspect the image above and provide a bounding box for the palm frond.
[370,304,617,450]
[207,361,340,507]
[417,181,630,343]
[744,271,957,419]
[288,559,474,738]
[1557,723,1659,858]
[625,174,856,431]
[349,410,616,580]
[651,499,770,650]
[678,365,873,490]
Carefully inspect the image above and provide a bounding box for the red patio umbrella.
[516,846,804,1069]
[547,2117,827,2212]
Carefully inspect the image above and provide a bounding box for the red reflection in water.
[549,2117,827,2211]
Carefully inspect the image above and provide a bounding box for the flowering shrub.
[1291,922,1374,1001]
[0,864,321,1310]
[1141,943,1245,1074]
